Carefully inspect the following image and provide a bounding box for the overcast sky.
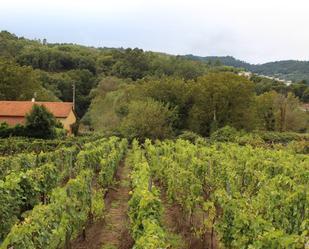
[1,0,309,64]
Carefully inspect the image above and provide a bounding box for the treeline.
[1,31,308,139]
[0,31,235,117]
[186,54,309,84]
[87,74,309,140]
[251,75,309,102]
[186,55,309,102]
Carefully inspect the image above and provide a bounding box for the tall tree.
[119,98,176,141]
[0,58,56,101]
[188,73,255,135]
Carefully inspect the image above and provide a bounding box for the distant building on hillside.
[258,74,293,86]
[238,71,252,78]
[0,100,77,134]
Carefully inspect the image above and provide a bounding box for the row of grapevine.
[0,135,108,180]
[0,145,79,180]
[0,137,128,248]
[0,162,70,240]
[0,134,103,156]
[1,169,94,249]
[145,139,309,249]
[127,140,168,249]
[0,145,81,240]
[76,136,128,187]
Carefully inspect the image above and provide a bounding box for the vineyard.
[0,136,308,249]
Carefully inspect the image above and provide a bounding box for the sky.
[1,0,309,64]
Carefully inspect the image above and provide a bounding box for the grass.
[120,178,130,188]
[111,200,120,209]
[167,232,185,249]
[101,244,117,249]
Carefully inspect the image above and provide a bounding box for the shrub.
[257,131,309,144]
[0,123,27,138]
[120,99,176,141]
[210,126,238,142]
[178,130,202,143]
[25,104,57,139]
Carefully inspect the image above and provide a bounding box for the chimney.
[31,92,37,102]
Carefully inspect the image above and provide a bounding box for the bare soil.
[72,161,133,249]
[160,190,218,249]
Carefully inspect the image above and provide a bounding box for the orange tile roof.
[0,101,73,118]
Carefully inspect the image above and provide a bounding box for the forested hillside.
[0,31,235,117]
[1,31,308,138]
[186,54,309,83]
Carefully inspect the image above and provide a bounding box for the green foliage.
[120,99,176,141]
[38,69,96,117]
[256,92,308,132]
[132,77,191,131]
[91,188,105,221]
[0,134,101,156]
[98,138,128,187]
[127,140,168,249]
[25,104,58,139]
[1,30,308,136]
[87,72,308,139]
[0,136,128,248]
[189,73,255,135]
[16,46,96,73]
[286,140,309,154]
[0,145,79,180]
[86,77,128,132]
[177,130,202,143]
[210,126,238,142]
[257,131,309,143]
[0,31,213,120]
[186,54,309,84]
[0,58,57,101]
[0,123,27,138]
[0,145,80,240]
[0,163,60,240]
[145,139,309,249]
[1,169,93,249]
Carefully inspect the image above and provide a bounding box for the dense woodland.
[0,31,308,140]
[186,54,309,84]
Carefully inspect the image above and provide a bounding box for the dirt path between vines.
[72,161,133,249]
[160,190,218,249]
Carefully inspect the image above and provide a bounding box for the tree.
[302,88,309,102]
[274,92,307,132]
[85,76,134,133]
[188,73,255,136]
[25,104,58,138]
[256,91,277,131]
[132,76,191,132]
[0,58,57,101]
[119,99,176,141]
[111,48,150,80]
[288,82,309,101]
[256,91,308,132]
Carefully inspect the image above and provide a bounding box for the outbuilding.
[0,100,77,134]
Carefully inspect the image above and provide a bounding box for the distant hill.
[185,55,309,83]
[1,30,232,117]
